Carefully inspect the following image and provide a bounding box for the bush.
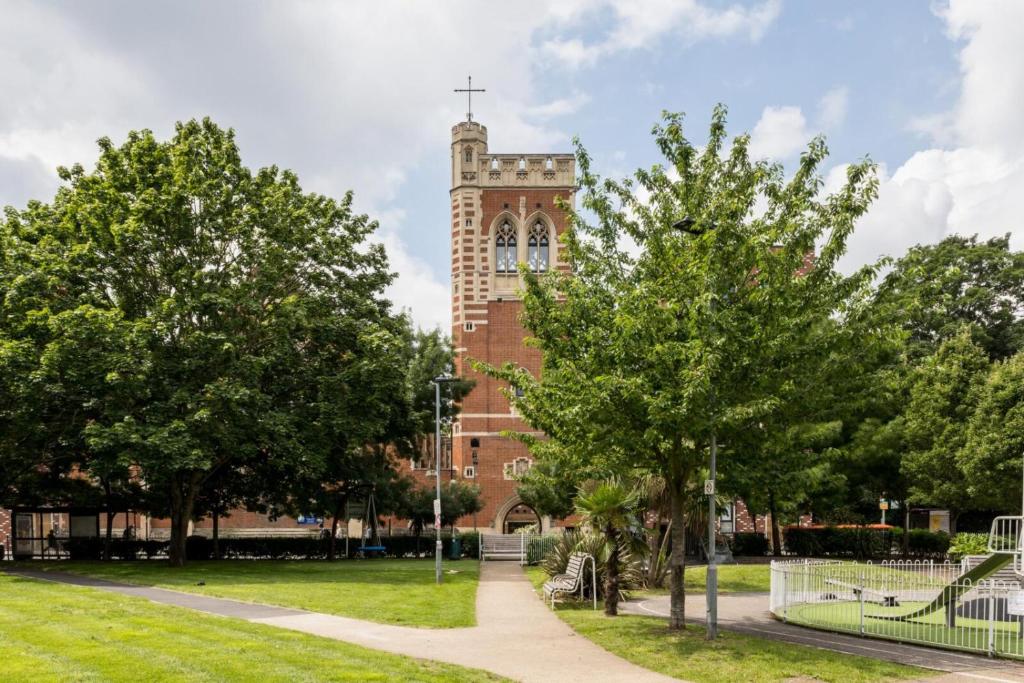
[949,532,989,561]
[783,526,897,559]
[900,529,951,559]
[66,537,104,560]
[185,535,213,561]
[730,533,769,557]
[540,531,644,601]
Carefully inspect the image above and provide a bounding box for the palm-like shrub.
[541,530,645,605]
[574,479,646,615]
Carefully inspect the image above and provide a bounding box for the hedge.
[730,532,770,557]
[782,526,951,560]
[66,538,170,560]
[783,526,896,559]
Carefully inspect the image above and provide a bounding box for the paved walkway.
[8,563,674,683]
[623,592,1024,683]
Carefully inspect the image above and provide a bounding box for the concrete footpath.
[624,592,1024,683]
[8,563,674,683]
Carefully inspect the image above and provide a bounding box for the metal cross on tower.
[454,75,485,122]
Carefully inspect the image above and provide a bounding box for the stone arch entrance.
[495,495,542,534]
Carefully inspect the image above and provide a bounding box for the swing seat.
[358,545,386,553]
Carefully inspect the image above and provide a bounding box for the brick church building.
[432,117,576,534]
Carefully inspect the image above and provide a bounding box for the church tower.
[449,119,575,533]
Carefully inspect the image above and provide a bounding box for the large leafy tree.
[901,328,990,527]
[484,106,878,630]
[960,351,1024,513]
[0,119,397,566]
[873,234,1024,361]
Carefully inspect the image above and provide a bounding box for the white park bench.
[543,552,597,609]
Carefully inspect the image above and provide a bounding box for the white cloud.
[748,86,850,160]
[838,0,1024,271]
[749,106,809,160]
[817,86,849,130]
[525,92,593,121]
[542,0,781,69]
[0,1,597,331]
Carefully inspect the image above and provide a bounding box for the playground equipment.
[357,492,386,556]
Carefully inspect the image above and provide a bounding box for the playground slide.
[872,553,1013,622]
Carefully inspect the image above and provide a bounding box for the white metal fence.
[770,559,1024,659]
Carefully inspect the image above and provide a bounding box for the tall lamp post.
[433,374,456,585]
[673,214,719,640]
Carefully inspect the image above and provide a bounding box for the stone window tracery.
[495,220,517,273]
[527,221,549,272]
[464,146,473,163]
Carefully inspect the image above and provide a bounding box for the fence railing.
[770,559,1024,659]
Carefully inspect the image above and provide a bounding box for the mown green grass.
[27,559,478,628]
[523,566,932,682]
[682,564,771,593]
[555,607,931,683]
[789,600,1024,657]
[0,572,503,682]
[527,561,772,594]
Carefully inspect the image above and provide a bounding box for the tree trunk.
[668,477,687,630]
[646,519,662,589]
[212,510,220,561]
[604,524,620,616]
[768,489,782,557]
[103,479,113,561]
[168,472,200,567]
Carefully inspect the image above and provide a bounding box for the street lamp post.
[673,215,719,640]
[433,374,455,585]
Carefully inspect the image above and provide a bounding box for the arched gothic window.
[464,146,473,163]
[490,158,498,170]
[518,157,526,171]
[528,221,549,272]
[495,221,517,273]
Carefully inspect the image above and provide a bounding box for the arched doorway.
[496,495,542,534]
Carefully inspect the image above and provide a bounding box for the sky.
[1,0,1022,331]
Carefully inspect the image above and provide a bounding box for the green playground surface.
[786,600,1024,657]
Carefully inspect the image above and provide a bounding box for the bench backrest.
[564,553,588,579]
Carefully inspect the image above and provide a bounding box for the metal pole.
[706,281,718,640]
[707,430,718,639]
[435,380,443,585]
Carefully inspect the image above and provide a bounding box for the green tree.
[574,479,640,616]
[406,328,474,468]
[901,328,990,528]
[483,106,878,630]
[401,480,483,554]
[961,351,1024,512]
[516,459,578,521]
[1,119,397,566]
[873,234,1024,361]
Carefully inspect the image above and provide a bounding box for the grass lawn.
[523,567,932,682]
[26,559,478,628]
[682,564,770,593]
[528,562,771,595]
[0,572,502,682]
[556,607,931,683]
[789,600,1024,658]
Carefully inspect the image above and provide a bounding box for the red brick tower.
[449,120,575,533]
